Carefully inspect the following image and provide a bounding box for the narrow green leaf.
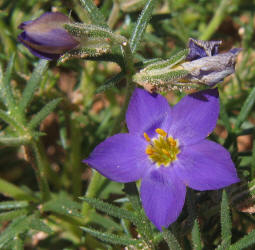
[0,201,28,210]
[221,190,232,248]
[1,54,16,109]
[0,109,23,132]
[133,69,189,86]
[163,229,182,250]
[80,197,137,223]
[90,210,122,230]
[235,86,255,129]
[252,130,255,178]
[30,218,53,234]
[28,98,62,129]
[216,240,232,250]
[0,178,38,202]
[43,196,82,218]
[81,226,140,245]
[0,208,28,223]
[11,236,24,250]
[0,215,32,248]
[96,72,125,93]
[219,99,232,133]
[79,0,107,27]
[191,219,202,250]
[123,182,154,244]
[130,0,156,53]
[19,60,48,111]
[229,230,255,250]
[0,136,29,145]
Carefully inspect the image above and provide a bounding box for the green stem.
[107,0,120,29]
[199,0,231,40]
[70,119,83,197]
[81,170,105,219]
[82,41,136,218]
[31,140,51,201]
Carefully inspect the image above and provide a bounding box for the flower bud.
[181,47,241,87]
[133,38,241,92]
[18,12,79,60]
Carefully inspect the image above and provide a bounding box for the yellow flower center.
[144,128,180,167]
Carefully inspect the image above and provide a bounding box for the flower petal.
[18,32,60,60]
[83,134,150,182]
[186,38,222,61]
[140,167,186,230]
[126,88,172,137]
[175,140,239,190]
[168,88,219,145]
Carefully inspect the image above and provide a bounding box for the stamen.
[162,149,170,157]
[145,128,180,167]
[145,146,154,155]
[168,137,176,146]
[143,132,151,142]
[155,128,167,137]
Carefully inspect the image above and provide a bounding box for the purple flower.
[83,88,239,230]
[18,12,79,60]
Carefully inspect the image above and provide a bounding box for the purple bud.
[18,12,79,60]
[186,38,222,61]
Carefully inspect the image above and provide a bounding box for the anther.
[145,147,153,155]
[162,149,170,156]
[155,128,167,137]
[143,132,151,142]
[168,137,176,146]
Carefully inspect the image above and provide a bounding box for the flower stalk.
[82,39,136,218]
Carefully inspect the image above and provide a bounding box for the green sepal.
[132,49,200,91]
[144,49,189,71]
[59,47,111,63]
[65,23,125,44]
